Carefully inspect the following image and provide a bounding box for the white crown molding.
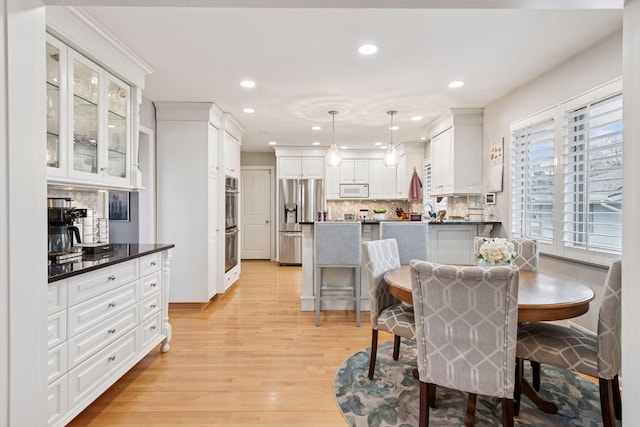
[46,6,154,88]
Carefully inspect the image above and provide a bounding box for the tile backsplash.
[327,200,424,221]
[47,187,107,217]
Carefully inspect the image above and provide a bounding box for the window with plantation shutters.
[511,118,555,243]
[563,93,622,254]
[510,78,622,265]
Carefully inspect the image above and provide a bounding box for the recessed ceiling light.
[411,116,423,121]
[380,145,388,149]
[243,107,255,114]
[312,126,321,131]
[448,80,464,88]
[240,80,256,88]
[268,141,277,145]
[340,145,348,150]
[374,142,382,146]
[420,136,427,141]
[312,141,320,146]
[390,126,399,131]
[358,44,378,55]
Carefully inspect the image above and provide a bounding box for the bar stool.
[379,221,429,265]
[314,222,362,327]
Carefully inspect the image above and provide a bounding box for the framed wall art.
[109,191,130,222]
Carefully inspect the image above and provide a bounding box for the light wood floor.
[68,260,383,426]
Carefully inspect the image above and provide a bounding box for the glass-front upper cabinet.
[45,34,132,188]
[70,52,101,177]
[46,36,67,176]
[106,76,129,179]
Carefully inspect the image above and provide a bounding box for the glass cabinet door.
[107,77,128,179]
[71,56,100,175]
[46,42,62,169]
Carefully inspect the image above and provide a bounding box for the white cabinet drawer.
[68,329,138,408]
[48,281,67,315]
[48,342,67,384]
[47,375,68,427]
[139,311,162,351]
[140,292,161,320]
[68,305,139,368]
[47,310,67,349]
[67,282,137,338]
[68,260,138,306]
[139,271,161,298]
[139,252,161,277]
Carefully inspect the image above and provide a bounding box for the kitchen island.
[300,221,500,311]
[47,243,174,426]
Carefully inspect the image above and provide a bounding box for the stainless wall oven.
[225,176,239,272]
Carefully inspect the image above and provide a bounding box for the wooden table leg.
[520,375,558,414]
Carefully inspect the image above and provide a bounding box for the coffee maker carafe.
[48,197,87,263]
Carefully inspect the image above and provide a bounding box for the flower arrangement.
[477,238,516,265]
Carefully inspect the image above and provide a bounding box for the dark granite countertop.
[48,243,175,283]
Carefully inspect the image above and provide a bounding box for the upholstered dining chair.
[474,237,543,390]
[380,221,429,265]
[473,237,539,271]
[410,260,520,427]
[515,259,622,427]
[361,239,416,379]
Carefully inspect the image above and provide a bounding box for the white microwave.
[340,184,369,198]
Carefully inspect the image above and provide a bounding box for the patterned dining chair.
[361,239,415,379]
[380,221,429,265]
[474,237,543,389]
[410,260,520,427]
[515,259,622,427]
[473,237,539,271]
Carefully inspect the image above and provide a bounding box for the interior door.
[241,168,271,259]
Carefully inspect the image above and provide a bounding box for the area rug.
[335,339,604,427]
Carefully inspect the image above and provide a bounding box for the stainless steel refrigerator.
[279,179,324,265]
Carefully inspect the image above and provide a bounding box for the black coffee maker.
[48,197,87,263]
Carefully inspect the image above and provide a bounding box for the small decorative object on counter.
[436,210,447,222]
[323,211,328,221]
[476,238,516,266]
[317,211,322,222]
[344,213,355,221]
[373,209,386,221]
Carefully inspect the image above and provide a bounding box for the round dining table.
[384,264,596,414]
[384,265,595,323]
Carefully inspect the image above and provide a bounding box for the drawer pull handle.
[108,275,116,281]
[150,304,157,309]
[150,325,157,331]
[108,355,116,362]
[108,328,116,334]
[150,261,157,266]
[150,282,157,288]
[108,302,116,308]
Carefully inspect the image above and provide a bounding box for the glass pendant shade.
[383,110,400,167]
[383,144,399,167]
[326,143,343,167]
[325,110,343,167]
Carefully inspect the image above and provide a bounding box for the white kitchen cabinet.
[45,34,136,190]
[224,132,240,177]
[156,103,244,302]
[429,108,483,196]
[395,154,407,198]
[339,159,368,183]
[325,164,340,199]
[279,156,324,179]
[368,160,396,199]
[47,249,171,427]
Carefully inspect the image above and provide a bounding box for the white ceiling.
[69,5,622,152]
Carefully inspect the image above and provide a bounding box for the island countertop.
[48,243,175,283]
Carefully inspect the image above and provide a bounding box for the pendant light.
[383,110,400,167]
[325,110,343,167]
